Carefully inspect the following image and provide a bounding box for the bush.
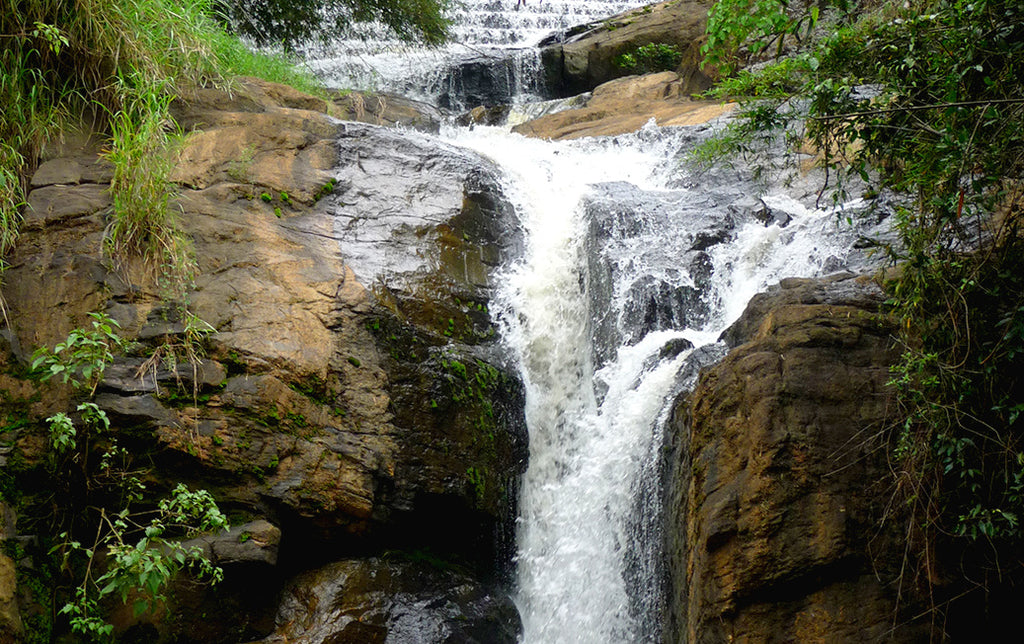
[614,43,684,75]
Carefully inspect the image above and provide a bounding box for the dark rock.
[665,274,926,642]
[659,338,694,361]
[435,53,536,110]
[456,105,513,128]
[266,557,521,644]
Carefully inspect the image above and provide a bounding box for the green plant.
[30,314,229,639]
[260,192,272,202]
[614,43,684,75]
[31,312,126,395]
[56,485,228,641]
[226,143,255,182]
[701,0,820,75]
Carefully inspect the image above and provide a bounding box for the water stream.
[445,124,878,642]
[312,2,890,642]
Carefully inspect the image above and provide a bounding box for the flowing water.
[308,0,648,107]
[312,3,892,642]
[445,124,883,642]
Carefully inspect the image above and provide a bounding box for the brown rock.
[666,275,927,642]
[513,72,734,140]
[331,91,446,132]
[541,0,716,96]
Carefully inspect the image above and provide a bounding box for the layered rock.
[0,78,525,641]
[539,0,716,97]
[666,274,928,642]
[513,72,733,140]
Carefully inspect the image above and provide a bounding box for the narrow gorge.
[0,1,970,642]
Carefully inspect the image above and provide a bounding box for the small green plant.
[278,191,291,205]
[56,485,229,640]
[614,43,684,75]
[466,466,485,503]
[30,313,230,640]
[260,192,272,203]
[31,312,126,395]
[226,144,255,182]
[347,356,361,368]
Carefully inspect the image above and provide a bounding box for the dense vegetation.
[701,0,1024,634]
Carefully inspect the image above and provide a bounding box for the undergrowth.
[698,0,1024,634]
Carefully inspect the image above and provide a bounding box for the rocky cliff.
[0,79,524,642]
[666,274,928,642]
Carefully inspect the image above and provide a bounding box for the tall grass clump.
[0,0,328,294]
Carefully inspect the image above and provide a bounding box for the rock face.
[665,274,928,642]
[266,557,521,643]
[512,72,733,140]
[539,0,716,97]
[0,78,525,642]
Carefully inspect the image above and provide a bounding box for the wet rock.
[719,273,887,348]
[513,72,734,140]
[539,0,716,97]
[665,275,927,642]
[457,105,513,128]
[265,557,521,644]
[436,52,535,111]
[332,91,447,133]
[584,182,734,367]
[184,519,282,567]
[659,338,695,361]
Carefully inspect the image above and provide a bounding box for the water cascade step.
[307,0,648,107]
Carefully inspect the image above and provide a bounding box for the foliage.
[614,42,685,75]
[29,315,229,640]
[31,312,126,395]
[699,0,1024,630]
[56,485,228,641]
[0,0,327,297]
[702,0,821,75]
[216,0,452,50]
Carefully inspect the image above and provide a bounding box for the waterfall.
[305,2,893,641]
[445,122,885,642]
[306,0,648,106]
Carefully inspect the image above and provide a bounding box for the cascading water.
[307,0,648,108]
[309,2,893,641]
[444,122,886,642]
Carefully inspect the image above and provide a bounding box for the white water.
[307,0,648,103]
[444,123,875,642]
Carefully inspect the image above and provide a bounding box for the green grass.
[0,0,328,297]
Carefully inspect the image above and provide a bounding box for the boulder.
[665,274,928,642]
[331,91,447,133]
[513,72,733,140]
[540,0,716,96]
[264,557,521,643]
